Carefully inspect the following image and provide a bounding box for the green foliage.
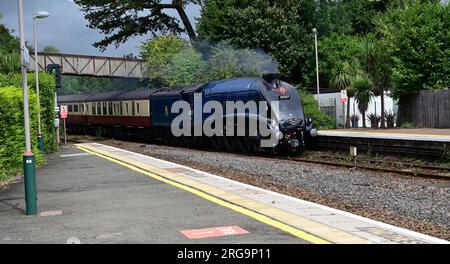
[0,86,44,181]
[298,89,336,130]
[367,113,382,128]
[74,0,200,49]
[375,1,450,97]
[0,52,21,75]
[140,36,278,87]
[197,0,315,84]
[60,75,146,95]
[42,46,60,53]
[140,35,188,83]
[1,73,57,153]
[353,75,374,111]
[400,122,414,129]
[162,48,208,87]
[0,21,20,54]
[317,34,362,87]
[353,74,375,127]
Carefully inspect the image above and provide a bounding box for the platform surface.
[319,128,450,142]
[1,143,447,244]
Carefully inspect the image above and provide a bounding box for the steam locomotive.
[58,74,317,154]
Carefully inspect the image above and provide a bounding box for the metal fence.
[397,89,450,128]
[319,98,337,119]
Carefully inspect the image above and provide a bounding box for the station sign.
[60,105,68,119]
[340,90,348,103]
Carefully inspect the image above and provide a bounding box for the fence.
[397,89,450,128]
[319,98,337,120]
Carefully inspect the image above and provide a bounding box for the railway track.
[287,155,450,180]
[67,136,450,180]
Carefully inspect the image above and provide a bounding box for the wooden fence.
[397,89,450,128]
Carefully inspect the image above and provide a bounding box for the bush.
[400,122,414,129]
[3,73,57,152]
[0,86,44,181]
[298,89,336,130]
[0,52,21,75]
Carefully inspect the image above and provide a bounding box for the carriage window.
[108,102,113,115]
[132,101,136,116]
[74,104,78,112]
[68,105,73,112]
[102,102,107,115]
[120,102,123,115]
[97,102,101,115]
[136,102,140,114]
[92,103,96,115]
[126,103,129,114]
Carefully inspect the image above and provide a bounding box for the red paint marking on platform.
[181,226,249,239]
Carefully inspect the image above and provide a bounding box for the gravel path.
[86,138,450,240]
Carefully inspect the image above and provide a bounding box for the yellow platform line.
[320,130,450,139]
[76,144,370,244]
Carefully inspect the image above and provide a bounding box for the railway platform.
[318,128,450,142]
[317,128,450,158]
[0,143,447,244]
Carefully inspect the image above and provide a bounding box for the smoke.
[196,39,279,78]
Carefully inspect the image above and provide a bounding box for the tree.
[314,33,361,88]
[0,14,21,74]
[353,74,375,128]
[162,48,208,86]
[197,0,317,84]
[42,46,60,53]
[140,35,188,83]
[198,0,397,86]
[330,62,359,127]
[0,13,20,54]
[375,1,450,97]
[74,0,201,50]
[140,35,278,86]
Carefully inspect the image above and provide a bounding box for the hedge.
[0,73,56,181]
[1,73,57,152]
[299,89,336,130]
[0,86,44,181]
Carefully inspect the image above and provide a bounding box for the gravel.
[91,138,450,240]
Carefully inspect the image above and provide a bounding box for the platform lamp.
[18,0,37,215]
[33,11,50,153]
[312,28,321,107]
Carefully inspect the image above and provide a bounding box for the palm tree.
[353,75,375,128]
[330,62,357,128]
[356,34,391,128]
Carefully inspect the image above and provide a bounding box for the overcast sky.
[0,0,201,57]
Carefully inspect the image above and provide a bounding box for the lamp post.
[33,11,50,153]
[313,28,320,105]
[18,0,37,215]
